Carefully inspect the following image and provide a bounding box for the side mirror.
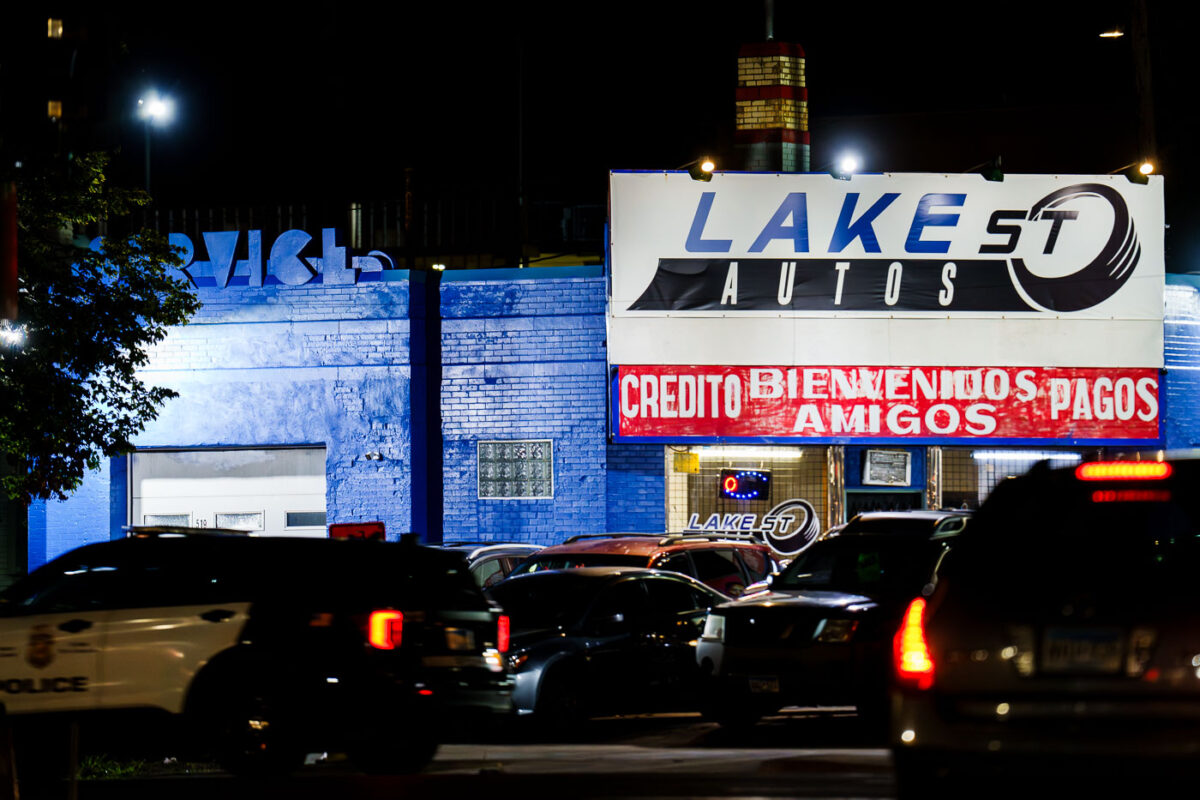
[741,574,776,598]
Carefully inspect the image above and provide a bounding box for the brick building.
[24,172,1196,571]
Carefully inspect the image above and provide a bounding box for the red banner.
[616,366,1160,441]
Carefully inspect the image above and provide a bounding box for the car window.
[655,552,695,577]
[6,554,128,614]
[645,577,717,622]
[472,557,506,589]
[774,538,941,596]
[737,549,771,582]
[487,574,592,631]
[960,482,1200,596]
[690,549,743,582]
[586,579,650,634]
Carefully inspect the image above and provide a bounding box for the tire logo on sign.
[1009,183,1140,312]
[762,499,821,556]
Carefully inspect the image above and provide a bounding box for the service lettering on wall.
[615,365,1160,444]
[90,228,396,288]
[608,172,1164,369]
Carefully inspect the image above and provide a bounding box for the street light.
[137,92,174,193]
[677,157,716,182]
[831,153,860,180]
[1108,160,1155,184]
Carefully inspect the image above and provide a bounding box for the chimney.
[735,42,809,172]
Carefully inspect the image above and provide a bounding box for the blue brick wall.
[605,443,666,532]
[440,268,668,544]
[29,271,424,569]
[1165,278,1200,450]
[440,272,609,544]
[28,459,112,567]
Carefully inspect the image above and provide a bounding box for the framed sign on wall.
[862,449,912,486]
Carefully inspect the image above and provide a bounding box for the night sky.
[25,2,1200,267]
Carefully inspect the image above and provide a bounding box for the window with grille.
[940,448,1094,509]
[666,446,828,533]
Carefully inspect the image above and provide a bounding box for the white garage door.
[131,448,327,537]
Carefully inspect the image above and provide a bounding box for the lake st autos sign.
[608,172,1164,445]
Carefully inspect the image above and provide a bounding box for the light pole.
[137,93,174,194]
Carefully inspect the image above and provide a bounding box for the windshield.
[773,537,940,595]
[487,574,593,630]
[509,553,648,575]
[959,479,1200,596]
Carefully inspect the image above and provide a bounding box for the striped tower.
[735,42,809,172]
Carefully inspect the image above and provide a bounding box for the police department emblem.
[26,624,55,669]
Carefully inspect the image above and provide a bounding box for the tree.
[0,152,200,503]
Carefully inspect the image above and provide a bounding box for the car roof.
[437,542,543,558]
[57,533,465,570]
[833,509,972,539]
[849,510,970,522]
[533,533,768,559]
[498,565,719,586]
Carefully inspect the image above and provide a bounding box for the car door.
[579,578,654,713]
[0,553,120,714]
[642,576,722,706]
[98,551,251,714]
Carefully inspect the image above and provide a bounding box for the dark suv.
[0,533,513,775]
[891,460,1200,793]
[507,533,778,598]
[697,510,969,728]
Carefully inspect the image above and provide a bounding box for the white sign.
[609,172,1164,368]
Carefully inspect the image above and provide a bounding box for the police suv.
[0,531,513,775]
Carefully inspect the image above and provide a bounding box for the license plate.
[1042,628,1122,673]
[444,627,476,651]
[748,676,780,694]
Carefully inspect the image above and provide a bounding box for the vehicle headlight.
[702,614,726,643]
[814,618,858,643]
[509,652,530,671]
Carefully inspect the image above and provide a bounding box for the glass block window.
[215,512,264,532]
[478,440,554,500]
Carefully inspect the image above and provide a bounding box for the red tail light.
[1091,489,1172,504]
[497,614,511,653]
[368,610,404,650]
[1076,461,1172,481]
[894,597,934,690]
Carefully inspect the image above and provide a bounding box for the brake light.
[1076,461,1172,481]
[497,614,511,654]
[368,610,404,650]
[894,598,934,690]
[1091,489,1172,504]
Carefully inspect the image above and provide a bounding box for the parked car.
[436,541,544,588]
[0,532,513,776]
[696,510,969,728]
[506,533,778,598]
[891,459,1200,794]
[486,567,727,725]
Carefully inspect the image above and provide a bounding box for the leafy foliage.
[0,153,199,502]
